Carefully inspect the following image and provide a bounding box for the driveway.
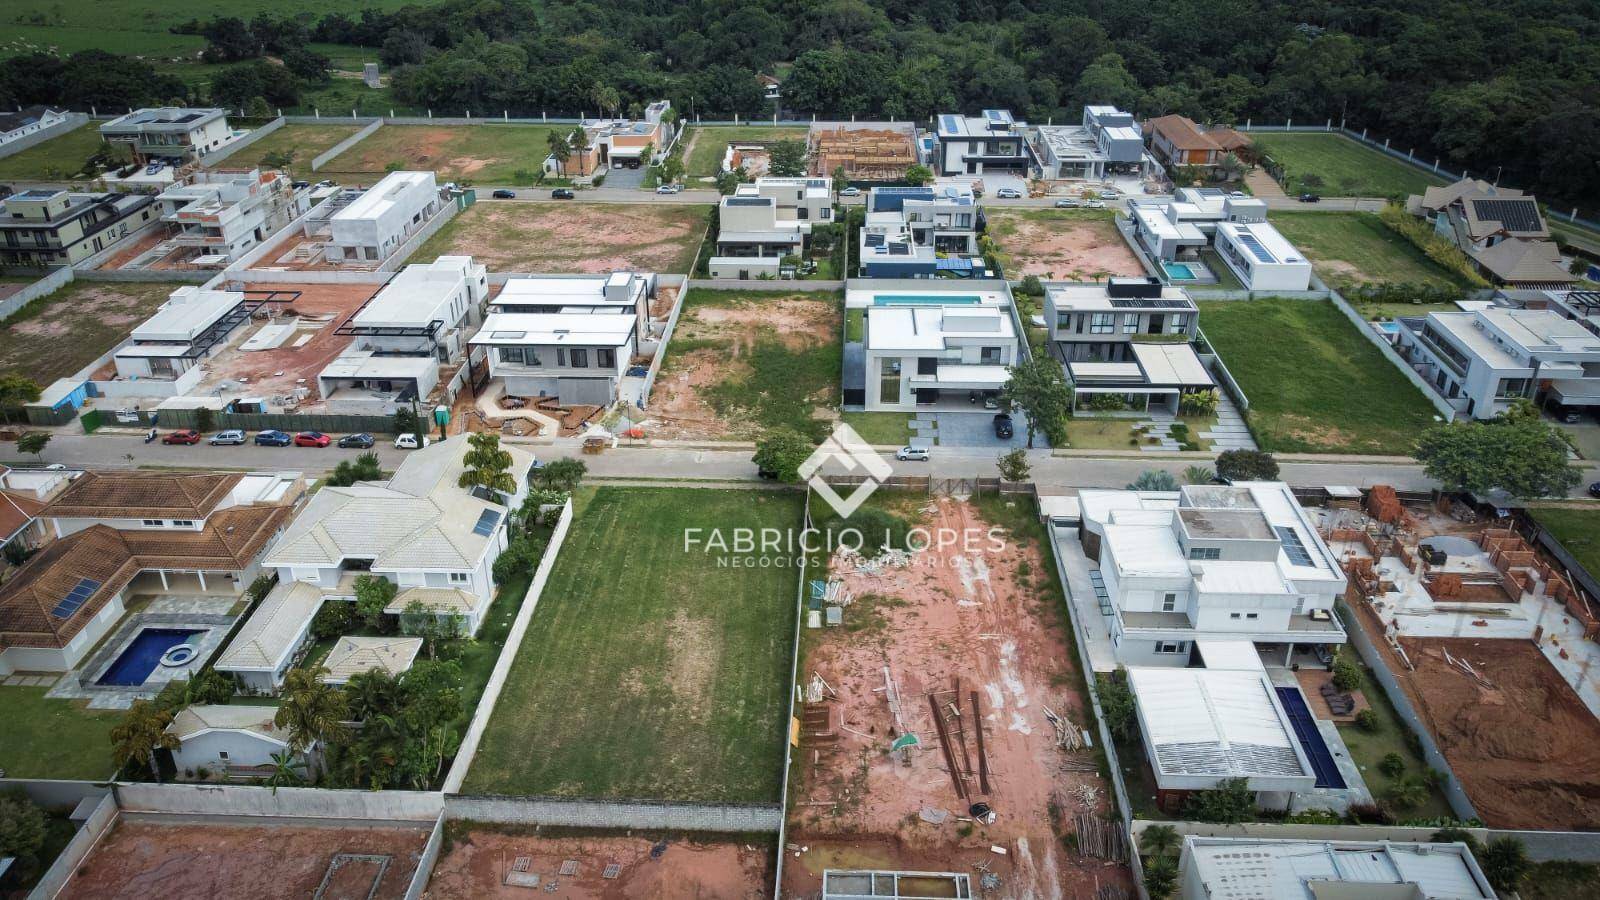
[600,164,647,191]
[921,410,1040,450]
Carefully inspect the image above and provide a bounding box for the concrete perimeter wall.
[113,782,443,821]
[380,199,460,272]
[312,119,383,172]
[442,498,575,793]
[0,112,89,160]
[405,813,447,900]
[0,267,73,323]
[202,117,286,167]
[686,279,845,291]
[444,796,783,832]
[27,792,117,900]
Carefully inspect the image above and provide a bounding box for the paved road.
[31,431,1600,497]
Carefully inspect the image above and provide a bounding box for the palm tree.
[110,700,179,782]
[545,131,571,176]
[570,128,592,178]
[265,750,307,793]
[458,432,515,494]
[589,84,620,119]
[343,669,399,722]
[275,667,349,768]
[1183,465,1215,485]
[1140,824,1181,859]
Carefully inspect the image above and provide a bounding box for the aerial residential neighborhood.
[0,1,1598,898]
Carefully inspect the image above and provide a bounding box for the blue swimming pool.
[1276,686,1347,789]
[96,628,204,686]
[1162,261,1198,281]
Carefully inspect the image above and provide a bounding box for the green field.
[317,123,561,183]
[1198,298,1440,455]
[464,487,803,800]
[0,686,121,780]
[1248,132,1447,199]
[0,281,175,383]
[685,125,809,178]
[210,123,363,173]
[1531,507,1600,578]
[1269,212,1471,295]
[0,122,105,182]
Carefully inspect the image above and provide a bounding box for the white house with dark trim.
[470,312,634,406]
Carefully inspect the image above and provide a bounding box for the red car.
[161,429,202,445]
[293,431,331,448]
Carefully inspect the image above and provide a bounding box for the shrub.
[1215,449,1279,482]
[311,599,354,640]
[1086,393,1126,411]
[1383,774,1428,811]
[1179,388,1219,416]
[1376,203,1491,287]
[0,790,47,863]
[1379,752,1407,778]
[1183,777,1255,824]
[1331,648,1363,691]
[1345,802,1394,824]
[1095,670,1138,742]
[1354,708,1380,732]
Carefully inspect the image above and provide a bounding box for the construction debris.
[1072,813,1127,862]
[1044,705,1091,751]
[808,124,918,181]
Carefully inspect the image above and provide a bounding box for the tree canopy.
[1415,414,1581,500]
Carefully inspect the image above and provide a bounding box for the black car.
[551,188,575,199]
[291,180,310,190]
[993,413,1014,439]
[757,466,779,480]
[1589,481,1600,499]
[337,432,375,449]
[1298,192,1322,203]
[491,189,516,199]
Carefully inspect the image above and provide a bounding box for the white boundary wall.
[113,783,442,821]
[0,267,73,323]
[202,117,287,166]
[26,792,117,900]
[312,119,384,172]
[404,813,448,900]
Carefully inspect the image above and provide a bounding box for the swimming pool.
[97,628,204,686]
[1162,262,1198,281]
[1276,686,1347,789]
[872,294,983,306]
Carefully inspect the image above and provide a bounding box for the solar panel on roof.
[1273,526,1314,567]
[472,509,502,537]
[50,577,102,618]
[1472,198,1543,233]
[1232,230,1276,264]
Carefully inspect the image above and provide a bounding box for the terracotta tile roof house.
[1145,115,1248,167]
[41,472,242,522]
[0,489,46,550]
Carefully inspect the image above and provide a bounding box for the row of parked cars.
[160,430,429,449]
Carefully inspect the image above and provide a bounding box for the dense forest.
[0,0,1596,206]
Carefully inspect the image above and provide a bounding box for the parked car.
[290,180,310,190]
[1589,481,1600,499]
[207,429,246,446]
[895,446,931,461]
[254,430,292,447]
[337,432,375,449]
[1083,199,1107,209]
[1228,190,1247,198]
[655,184,681,194]
[1298,193,1322,203]
[757,465,780,480]
[491,189,516,199]
[1557,407,1584,424]
[293,431,331,448]
[839,186,862,197]
[995,187,1023,199]
[993,413,1014,439]
[1054,199,1080,208]
[551,188,575,199]
[394,433,430,450]
[1096,188,1121,198]
[161,429,201,445]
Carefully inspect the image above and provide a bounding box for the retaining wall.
[73,268,212,284]
[441,498,576,793]
[27,792,116,900]
[201,117,287,166]
[379,200,460,272]
[1319,279,1461,423]
[113,782,443,821]
[312,119,384,172]
[0,112,89,160]
[405,813,448,900]
[686,278,844,291]
[0,267,73,323]
[443,796,783,832]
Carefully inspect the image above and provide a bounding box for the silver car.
[207,429,246,445]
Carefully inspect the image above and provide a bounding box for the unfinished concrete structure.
[808,121,919,182]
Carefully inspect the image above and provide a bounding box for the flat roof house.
[932,109,1030,177]
[112,286,252,391]
[1394,305,1600,419]
[1410,178,1574,290]
[1028,105,1159,182]
[856,185,987,279]
[0,106,68,148]
[1177,836,1495,899]
[99,107,232,164]
[469,312,634,407]
[489,271,654,345]
[0,189,157,269]
[154,168,295,265]
[1127,187,1269,263]
[1045,278,1213,414]
[545,100,673,177]
[325,171,440,264]
[1213,220,1313,291]
[220,436,532,692]
[842,279,1019,410]
[709,176,832,279]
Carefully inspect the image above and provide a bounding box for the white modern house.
[112,286,251,392]
[1045,278,1215,413]
[99,108,233,164]
[469,312,634,406]
[1078,481,1347,668]
[490,272,654,344]
[1028,106,1158,182]
[709,176,832,279]
[1176,836,1495,900]
[154,168,296,264]
[932,109,1029,177]
[1212,221,1313,291]
[857,185,987,279]
[1394,305,1600,419]
[0,106,68,148]
[218,437,533,693]
[1127,188,1269,261]
[843,279,1019,410]
[325,171,441,264]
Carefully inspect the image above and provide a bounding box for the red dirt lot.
[59,819,429,900]
[785,498,1129,900]
[987,211,1143,279]
[1395,636,1600,829]
[423,829,772,898]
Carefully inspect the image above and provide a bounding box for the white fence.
[202,117,287,167]
[441,498,575,793]
[405,814,447,900]
[0,267,72,323]
[113,782,443,821]
[27,792,116,900]
[312,119,383,172]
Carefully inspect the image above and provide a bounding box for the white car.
[995,187,1023,199]
[1083,199,1107,209]
[394,433,431,450]
[839,186,862,197]
[895,446,931,462]
[655,184,681,194]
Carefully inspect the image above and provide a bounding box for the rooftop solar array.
[724,197,772,207]
[1274,525,1314,567]
[1110,296,1193,309]
[1472,198,1543,233]
[1232,230,1277,264]
[51,577,102,619]
[472,509,502,537]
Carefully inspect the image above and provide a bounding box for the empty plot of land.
[684,126,808,178]
[986,209,1143,279]
[1531,507,1600,576]
[0,122,104,181]
[407,202,708,274]
[220,123,364,172]
[425,828,773,898]
[651,289,840,440]
[1248,132,1447,199]
[317,123,560,182]
[464,487,802,801]
[59,819,429,900]
[1269,211,1470,291]
[1197,298,1439,455]
[0,280,174,383]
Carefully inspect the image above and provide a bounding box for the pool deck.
[48,595,241,709]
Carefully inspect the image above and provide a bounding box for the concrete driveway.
[599,164,647,191]
[924,410,1041,450]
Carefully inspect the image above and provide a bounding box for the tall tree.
[458,432,515,494]
[274,667,349,767]
[1415,416,1580,500]
[1000,358,1072,449]
[110,700,180,782]
[767,139,807,177]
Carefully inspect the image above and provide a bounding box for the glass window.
[448,572,470,583]
[597,348,615,369]
[1162,593,1177,612]
[1169,314,1188,334]
[142,519,164,527]
[1122,313,1139,334]
[498,346,524,365]
[980,347,1002,364]
[1189,547,1221,560]
[570,349,588,368]
[1090,313,1115,334]
[879,359,902,405]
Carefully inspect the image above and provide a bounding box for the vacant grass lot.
[1531,507,1600,578]
[1198,298,1439,455]
[1269,212,1469,294]
[464,487,802,801]
[1248,132,1446,199]
[685,125,809,178]
[0,686,120,779]
[407,202,709,273]
[317,124,561,183]
[0,122,105,181]
[218,123,363,173]
[0,280,174,383]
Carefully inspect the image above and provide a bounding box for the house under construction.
[808,121,919,181]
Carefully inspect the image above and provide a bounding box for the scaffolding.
[809,124,918,181]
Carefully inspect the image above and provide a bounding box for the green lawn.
[840,411,911,445]
[1334,654,1456,821]
[0,122,106,181]
[1198,298,1440,454]
[0,686,121,779]
[684,125,809,178]
[215,123,363,174]
[1268,212,1470,293]
[1247,132,1447,199]
[317,123,562,183]
[1531,507,1600,578]
[464,487,802,800]
[0,280,175,383]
